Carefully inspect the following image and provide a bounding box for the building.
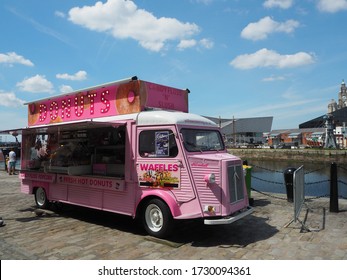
[300,81,347,129]
[269,80,347,148]
[333,80,347,111]
[299,106,347,129]
[205,116,273,146]
[267,128,325,148]
[205,81,347,149]
[297,80,347,148]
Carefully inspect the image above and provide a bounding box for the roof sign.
[26,79,189,127]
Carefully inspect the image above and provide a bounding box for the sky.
[1,0,347,137]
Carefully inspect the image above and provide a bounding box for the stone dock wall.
[228,148,347,164]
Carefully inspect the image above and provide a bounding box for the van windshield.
[181,128,225,152]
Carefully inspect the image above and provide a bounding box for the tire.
[35,187,50,209]
[142,198,173,238]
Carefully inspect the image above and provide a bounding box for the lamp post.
[232,116,236,147]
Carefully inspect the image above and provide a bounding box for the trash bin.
[243,164,254,206]
[283,167,296,202]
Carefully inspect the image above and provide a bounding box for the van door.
[136,127,198,237]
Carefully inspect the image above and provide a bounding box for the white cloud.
[199,38,214,49]
[262,75,287,82]
[241,16,299,41]
[230,48,315,69]
[177,39,197,50]
[263,0,294,9]
[0,52,34,67]
[177,38,214,50]
[56,70,87,81]
[59,85,73,93]
[317,0,347,13]
[16,75,54,93]
[195,0,214,5]
[0,91,26,107]
[55,11,66,18]
[68,0,200,52]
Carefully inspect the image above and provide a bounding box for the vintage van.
[9,76,253,237]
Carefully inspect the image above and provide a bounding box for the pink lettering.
[39,104,47,122]
[87,92,97,115]
[49,101,59,120]
[172,164,179,172]
[61,99,71,119]
[100,91,110,114]
[140,163,179,172]
[140,164,149,171]
[74,95,84,117]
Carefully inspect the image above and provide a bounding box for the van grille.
[227,165,245,203]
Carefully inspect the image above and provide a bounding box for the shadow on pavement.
[13,199,278,248]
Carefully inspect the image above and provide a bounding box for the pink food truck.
[9,76,253,237]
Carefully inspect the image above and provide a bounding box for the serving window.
[21,123,126,177]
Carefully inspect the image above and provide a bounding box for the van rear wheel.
[142,199,173,238]
[35,187,50,209]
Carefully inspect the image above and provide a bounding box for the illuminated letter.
[74,95,84,117]
[61,98,71,119]
[39,104,47,122]
[49,101,59,120]
[87,92,97,115]
[100,90,110,114]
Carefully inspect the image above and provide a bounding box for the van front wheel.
[142,199,173,238]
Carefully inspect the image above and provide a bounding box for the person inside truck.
[35,139,48,159]
[46,133,59,158]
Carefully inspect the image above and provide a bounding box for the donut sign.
[27,79,189,127]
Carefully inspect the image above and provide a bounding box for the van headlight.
[204,173,215,184]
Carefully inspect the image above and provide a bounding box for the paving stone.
[1,171,347,259]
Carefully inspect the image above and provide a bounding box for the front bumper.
[204,206,254,225]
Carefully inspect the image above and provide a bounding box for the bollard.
[283,167,296,202]
[330,162,339,213]
[243,161,254,206]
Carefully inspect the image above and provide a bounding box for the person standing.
[8,149,16,175]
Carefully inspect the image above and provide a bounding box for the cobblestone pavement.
[1,170,347,260]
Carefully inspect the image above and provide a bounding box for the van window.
[139,130,178,158]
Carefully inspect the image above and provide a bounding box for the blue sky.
[1,0,347,135]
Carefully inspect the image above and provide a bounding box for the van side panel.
[21,179,31,194]
[67,185,103,208]
[102,183,136,215]
[50,183,67,201]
